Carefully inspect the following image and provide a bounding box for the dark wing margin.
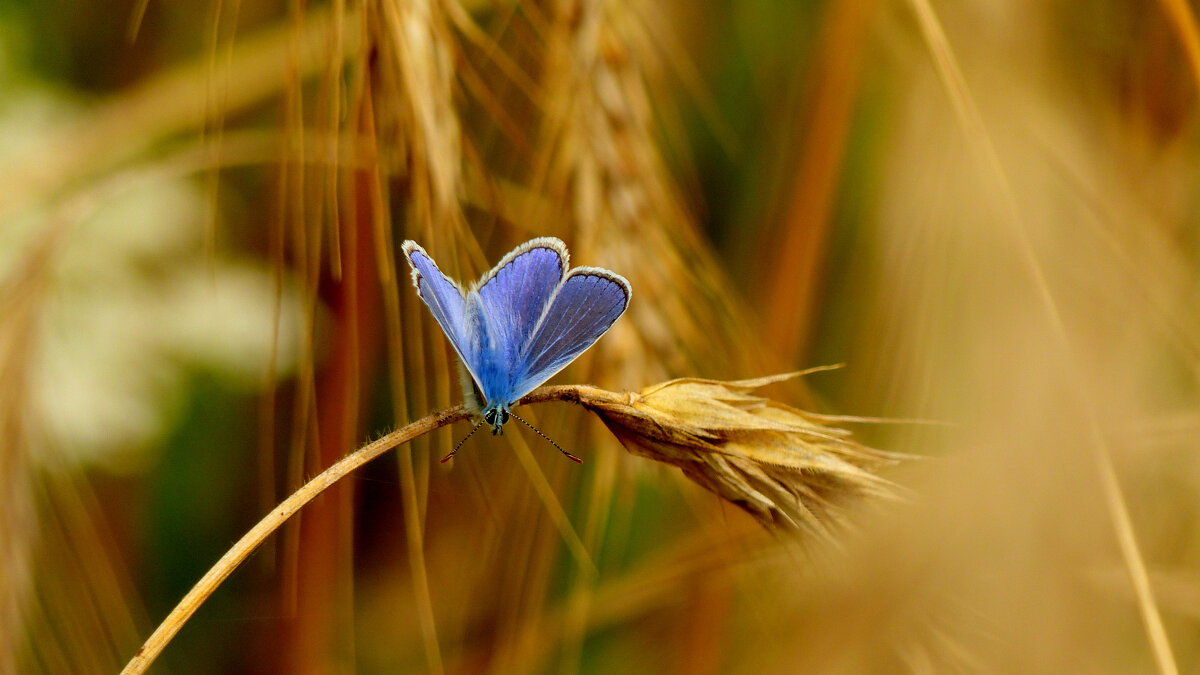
[507,266,631,401]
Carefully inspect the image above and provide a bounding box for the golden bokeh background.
[2,0,1198,672]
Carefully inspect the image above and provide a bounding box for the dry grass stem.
[119,405,471,675]
[908,2,1179,672]
[120,376,901,674]
[0,5,360,224]
[12,1,1200,671]
[368,2,469,671]
[907,2,1180,667]
[761,0,877,361]
[0,222,61,675]
[1157,0,1200,90]
[536,0,759,381]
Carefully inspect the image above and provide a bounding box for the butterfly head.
[482,405,509,435]
[446,404,582,464]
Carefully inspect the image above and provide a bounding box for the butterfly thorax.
[457,358,515,435]
[464,289,526,420]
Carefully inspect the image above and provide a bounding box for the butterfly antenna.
[510,411,583,463]
[442,419,485,463]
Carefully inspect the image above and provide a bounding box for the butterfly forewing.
[507,267,631,401]
[402,242,487,387]
[474,238,568,368]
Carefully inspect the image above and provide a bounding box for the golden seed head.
[576,372,903,537]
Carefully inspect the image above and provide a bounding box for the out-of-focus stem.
[119,404,471,675]
[119,384,610,675]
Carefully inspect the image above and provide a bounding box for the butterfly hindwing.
[507,266,631,402]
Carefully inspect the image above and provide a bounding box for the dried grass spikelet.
[370,0,462,223]
[533,0,759,383]
[531,370,902,537]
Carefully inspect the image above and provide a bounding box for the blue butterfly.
[402,237,631,462]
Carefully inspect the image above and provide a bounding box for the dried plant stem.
[1093,446,1178,673]
[121,378,882,674]
[908,2,1178,672]
[1,5,361,224]
[1157,0,1200,92]
[398,442,444,675]
[761,0,876,361]
[120,385,615,675]
[119,404,471,675]
[505,423,596,574]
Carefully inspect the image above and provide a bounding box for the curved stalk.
[120,404,471,675]
[120,377,891,674]
[119,385,610,675]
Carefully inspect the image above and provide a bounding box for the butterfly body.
[403,237,631,437]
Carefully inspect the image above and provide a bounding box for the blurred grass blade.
[907,1,1179,671]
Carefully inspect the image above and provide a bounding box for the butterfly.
[402,237,631,462]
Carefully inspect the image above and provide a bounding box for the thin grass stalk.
[277,0,322,627]
[1156,0,1200,91]
[126,0,151,41]
[285,156,366,670]
[505,427,596,574]
[0,5,361,224]
[0,425,30,670]
[36,482,122,671]
[45,471,146,667]
[760,0,877,362]
[907,1,1178,672]
[322,0,348,280]
[122,375,897,674]
[558,436,617,675]
[119,405,472,675]
[535,0,757,381]
[367,0,469,669]
[0,220,68,673]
